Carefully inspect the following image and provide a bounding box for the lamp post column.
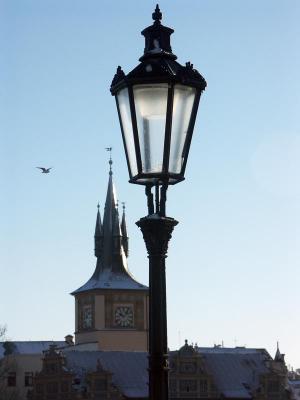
[137,215,178,400]
[110,5,206,400]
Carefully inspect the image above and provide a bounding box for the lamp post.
[110,5,206,400]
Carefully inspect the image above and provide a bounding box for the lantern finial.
[111,66,125,90]
[140,4,175,61]
[152,5,162,24]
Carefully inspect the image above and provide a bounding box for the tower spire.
[94,203,103,258]
[121,202,129,257]
[101,151,123,268]
[72,154,147,295]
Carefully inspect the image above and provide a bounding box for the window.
[25,372,33,387]
[169,361,176,371]
[180,362,197,373]
[200,379,208,393]
[45,362,58,373]
[268,380,280,392]
[179,379,197,392]
[7,372,16,387]
[46,381,58,393]
[169,379,177,393]
[82,305,93,329]
[79,295,94,330]
[61,381,69,392]
[36,383,43,393]
[95,378,107,391]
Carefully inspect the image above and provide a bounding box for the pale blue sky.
[1,0,299,368]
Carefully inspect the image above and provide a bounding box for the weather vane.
[105,147,113,173]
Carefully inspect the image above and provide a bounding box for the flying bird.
[36,167,52,174]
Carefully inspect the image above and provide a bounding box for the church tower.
[71,159,148,351]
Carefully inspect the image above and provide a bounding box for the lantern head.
[111,5,206,186]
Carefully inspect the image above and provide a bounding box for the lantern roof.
[110,5,207,94]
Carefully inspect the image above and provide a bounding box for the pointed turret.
[72,158,147,294]
[274,342,285,363]
[121,202,129,257]
[101,162,121,269]
[94,203,103,258]
[112,200,123,263]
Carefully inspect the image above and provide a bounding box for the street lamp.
[111,5,206,400]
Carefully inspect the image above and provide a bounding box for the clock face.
[114,305,134,328]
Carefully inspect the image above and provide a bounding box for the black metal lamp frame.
[111,5,206,188]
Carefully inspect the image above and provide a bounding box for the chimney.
[64,335,74,346]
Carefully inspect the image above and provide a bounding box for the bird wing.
[36,167,46,171]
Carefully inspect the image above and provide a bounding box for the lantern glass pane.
[169,84,196,174]
[117,88,138,177]
[133,84,168,174]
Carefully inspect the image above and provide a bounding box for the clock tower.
[71,159,148,351]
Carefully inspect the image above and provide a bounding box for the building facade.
[0,340,66,400]
[169,341,290,400]
[22,341,291,400]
